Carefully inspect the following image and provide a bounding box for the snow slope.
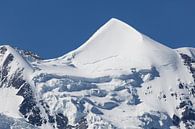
[0,18,195,129]
[61,18,181,76]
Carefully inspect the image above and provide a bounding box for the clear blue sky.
[0,0,195,58]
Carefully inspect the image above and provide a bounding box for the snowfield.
[0,18,195,129]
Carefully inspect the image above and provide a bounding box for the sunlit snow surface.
[0,18,195,129]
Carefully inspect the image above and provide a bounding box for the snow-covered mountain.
[0,18,195,129]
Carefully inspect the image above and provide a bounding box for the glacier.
[0,18,195,129]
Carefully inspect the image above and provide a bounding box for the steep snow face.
[63,18,179,76]
[0,18,195,129]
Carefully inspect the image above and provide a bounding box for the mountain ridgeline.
[0,18,195,129]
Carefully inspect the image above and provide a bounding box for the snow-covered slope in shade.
[0,18,195,129]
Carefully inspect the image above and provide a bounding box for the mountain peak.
[1,18,195,129]
[84,18,143,47]
[103,18,142,40]
[0,45,33,74]
[62,18,178,75]
[71,18,143,55]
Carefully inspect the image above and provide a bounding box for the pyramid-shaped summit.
[83,18,143,46]
[65,18,179,74]
[73,18,143,55]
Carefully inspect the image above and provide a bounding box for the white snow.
[0,87,23,118]
[29,18,195,128]
[176,47,195,59]
[60,18,180,76]
[0,18,195,129]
